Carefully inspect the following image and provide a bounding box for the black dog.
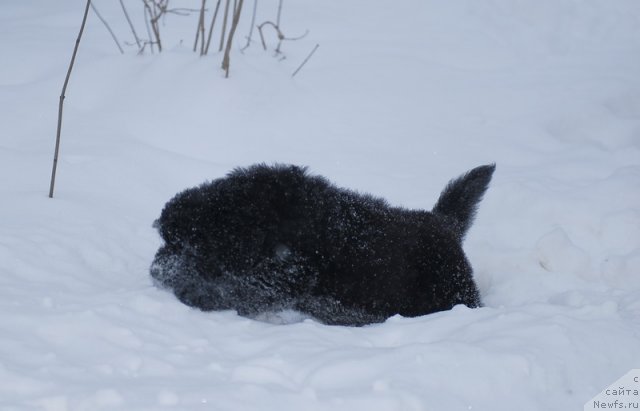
[151,163,495,326]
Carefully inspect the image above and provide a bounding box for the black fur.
[151,163,495,326]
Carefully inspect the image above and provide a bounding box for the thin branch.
[142,0,162,52]
[218,0,231,52]
[90,1,124,54]
[257,21,282,50]
[119,0,142,50]
[193,0,206,52]
[257,20,307,54]
[167,7,202,15]
[142,0,198,53]
[203,0,222,55]
[292,43,319,77]
[142,2,155,53]
[276,0,283,27]
[149,6,163,51]
[221,0,244,77]
[285,30,308,42]
[241,0,258,51]
[151,0,157,19]
[50,0,92,198]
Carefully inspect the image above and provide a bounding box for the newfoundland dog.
[151,163,495,326]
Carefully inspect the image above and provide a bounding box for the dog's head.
[152,183,267,274]
[150,165,321,312]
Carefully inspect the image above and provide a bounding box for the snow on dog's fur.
[151,164,495,326]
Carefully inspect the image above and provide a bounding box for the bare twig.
[221,0,244,77]
[218,0,231,52]
[144,0,196,52]
[141,0,199,53]
[142,3,155,53]
[281,29,308,41]
[257,20,307,54]
[204,0,222,54]
[276,0,283,26]
[119,0,142,50]
[149,4,164,51]
[166,8,202,15]
[142,0,163,51]
[90,2,124,54]
[241,0,258,51]
[292,43,318,77]
[193,0,206,53]
[257,21,282,50]
[49,0,91,198]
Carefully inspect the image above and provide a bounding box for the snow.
[1,0,639,410]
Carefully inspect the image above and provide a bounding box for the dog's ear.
[432,164,495,241]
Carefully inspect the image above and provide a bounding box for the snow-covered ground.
[1,0,639,410]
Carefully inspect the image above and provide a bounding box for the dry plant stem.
[292,43,319,77]
[49,0,91,198]
[241,0,258,51]
[151,0,158,19]
[171,8,202,15]
[143,4,155,53]
[199,0,207,55]
[119,0,142,50]
[257,21,282,50]
[256,20,306,54]
[90,2,124,54]
[221,0,244,77]
[218,0,231,52]
[150,14,162,51]
[143,0,163,51]
[144,0,198,53]
[276,0,283,26]
[204,0,222,54]
[193,0,206,52]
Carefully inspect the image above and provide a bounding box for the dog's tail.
[432,164,496,241]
